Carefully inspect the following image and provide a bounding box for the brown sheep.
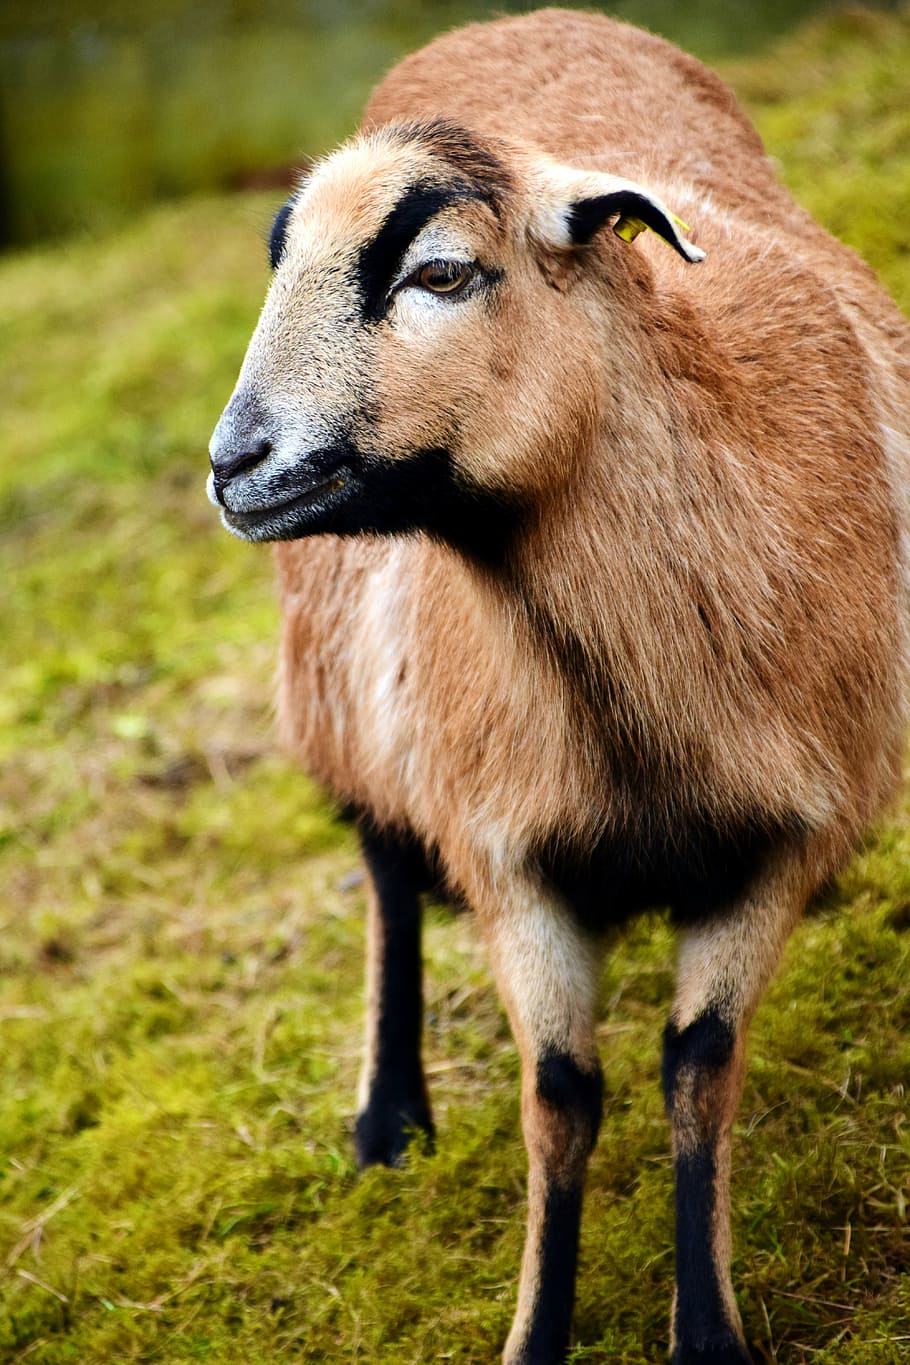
[207,10,910,1363]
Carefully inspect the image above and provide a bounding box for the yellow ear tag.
[613,215,647,243]
[612,210,693,247]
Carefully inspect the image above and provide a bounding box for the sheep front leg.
[354,826,434,1168]
[663,859,805,1364]
[484,891,604,1365]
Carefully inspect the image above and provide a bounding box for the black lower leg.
[516,1182,585,1365]
[663,1011,752,1365]
[513,1051,603,1364]
[354,824,434,1168]
[670,1148,751,1364]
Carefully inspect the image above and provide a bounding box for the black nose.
[210,438,272,503]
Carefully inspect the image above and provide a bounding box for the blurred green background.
[0,0,889,246]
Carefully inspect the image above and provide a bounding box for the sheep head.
[208,120,703,556]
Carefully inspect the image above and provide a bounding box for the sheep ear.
[535,165,705,264]
[569,186,706,263]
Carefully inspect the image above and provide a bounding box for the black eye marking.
[357,182,489,322]
[396,118,513,211]
[269,198,295,271]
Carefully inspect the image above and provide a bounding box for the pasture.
[1,7,908,1362]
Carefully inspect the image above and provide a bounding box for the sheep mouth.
[222,475,349,542]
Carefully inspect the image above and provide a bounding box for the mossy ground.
[1,8,909,1363]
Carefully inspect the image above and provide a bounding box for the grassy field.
[1,7,909,1363]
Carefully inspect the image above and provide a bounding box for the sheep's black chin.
[225,444,523,562]
[222,475,353,542]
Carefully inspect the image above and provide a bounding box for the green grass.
[1,8,909,1363]
[729,4,910,302]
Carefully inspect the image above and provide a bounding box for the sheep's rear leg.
[664,860,805,1365]
[484,890,604,1365]
[354,825,434,1168]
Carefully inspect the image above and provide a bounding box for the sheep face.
[208,122,701,556]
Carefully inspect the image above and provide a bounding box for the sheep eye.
[415,260,474,294]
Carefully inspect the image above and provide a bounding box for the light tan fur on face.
[214,7,910,1362]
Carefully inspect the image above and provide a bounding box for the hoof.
[671,1337,754,1365]
[354,1095,434,1168]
